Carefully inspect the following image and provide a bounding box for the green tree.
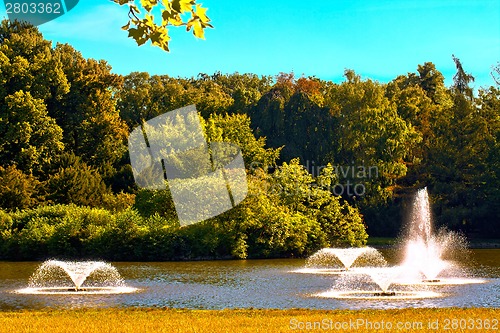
[386,73,438,187]
[452,55,475,100]
[0,20,68,175]
[204,113,281,171]
[250,88,287,147]
[51,44,129,172]
[211,72,273,114]
[328,70,421,205]
[186,75,234,118]
[0,91,64,174]
[0,20,69,103]
[415,62,451,106]
[282,91,333,163]
[428,78,499,235]
[117,73,234,129]
[44,154,111,207]
[270,159,368,246]
[474,86,500,235]
[117,72,156,129]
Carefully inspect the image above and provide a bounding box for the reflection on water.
[0,249,498,310]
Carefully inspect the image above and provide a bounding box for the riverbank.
[367,237,500,249]
[0,307,498,333]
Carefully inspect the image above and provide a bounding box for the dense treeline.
[115,65,500,237]
[0,21,498,259]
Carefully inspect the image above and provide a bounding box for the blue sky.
[1,0,499,88]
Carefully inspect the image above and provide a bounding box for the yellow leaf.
[151,27,171,51]
[121,21,131,30]
[145,13,155,26]
[195,4,210,23]
[192,20,204,39]
[162,0,173,14]
[141,0,159,12]
[179,0,194,13]
[168,15,183,27]
[130,4,140,14]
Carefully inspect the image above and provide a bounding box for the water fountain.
[361,266,401,295]
[315,265,441,299]
[16,260,137,295]
[401,188,448,282]
[311,187,484,300]
[293,247,386,274]
[397,188,485,285]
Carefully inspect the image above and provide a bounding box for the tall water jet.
[401,188,463,283]
[409,187,432,244]
[17,260,137,295]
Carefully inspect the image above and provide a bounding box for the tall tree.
[328,70,421,205]
[282,92,332,164]
[250,88,287,147]
[0,91,64,174]
[51,44,129,172]
[492,62,500,86]
[415,62,451,107]
[0,20,69,103]
[452,55,475,100]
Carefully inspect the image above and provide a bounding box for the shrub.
[44,155,111,207]
[102,191,136,212]
[133,188,177,219]
[0,165,40,210]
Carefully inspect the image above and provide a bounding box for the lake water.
[0,249,498,310]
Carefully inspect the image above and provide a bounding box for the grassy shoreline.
[0,307,498,333]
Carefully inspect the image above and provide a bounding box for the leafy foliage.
[43,154,111,207]
[0,91,64,174]
[0,165,40,210]
[113,0,213,51]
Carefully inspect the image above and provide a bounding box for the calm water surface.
[0,249,498,310]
